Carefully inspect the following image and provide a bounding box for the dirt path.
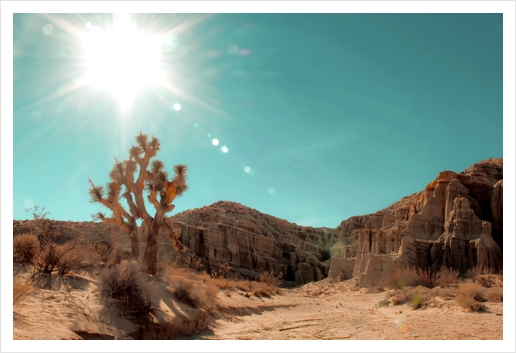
[187,281,503,341]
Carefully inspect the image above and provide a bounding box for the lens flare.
[82,14,165,107]
[212,138,219,146]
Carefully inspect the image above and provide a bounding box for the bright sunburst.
[82,14,165,108]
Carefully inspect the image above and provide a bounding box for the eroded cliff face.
[167,201,338,285]
[330,158,503,286]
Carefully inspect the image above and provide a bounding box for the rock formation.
[330,158,503,286]
[167,201,338,285]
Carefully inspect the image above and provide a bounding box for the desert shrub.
[56,246,89,276]
[415,268,441,288]
[387,286,430,309]
[89,242,111,263]
[455,281,486,312]
[173,252,203,271]
[13,233,40,263]
[210,262,230,279]
[251,282,275,298]
[433,267,459,288]
[170,276,196,306]
[35,243,74,274]
[258,271,283,288]
[168,274,219,309]
[430,287,456,300]
[410,286,431,309]
[210,277,237,290]
[100,260,152,320]
[383,267,420,289]
[13,277,32,305]
[484,287,503,302]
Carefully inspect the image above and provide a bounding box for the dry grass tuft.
[34,242,89,276]
[13,233,40,263]
[383,267,458,290]
[387,286,431,309]
[430,287,456,300]
[168,271,219,309]
[100,260,153,320]
[173,252,203,271]
[456,281,486,312]
[383,267,420,289]
[484,286,503,302]
[258,271,283,288]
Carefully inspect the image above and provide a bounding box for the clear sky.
[12,13,504,227]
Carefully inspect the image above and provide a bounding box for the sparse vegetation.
[382,266,458,290]
[13,233,40,263]
[173,252,203,271]
[100,260,153,320]
[210,262,230,279]
[383,267,420,289]
[168,271,219,309]
[258,271,283,288]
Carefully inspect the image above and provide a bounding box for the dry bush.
[100,260,152,320]
[168,274,219,309]
[57,246,90,276]
[258,271,283,288]
[13,277,32,305]
[388,286,430,309]
[456,281,486,312]
[434,267,459,288]
[89,242,111,263]
[410,286,431,309]
[251,282,275,298]
[430,287,456,300]
[13,233,40,263]
[415,268,441,289]
[383,267,420,289]
[35,243,74,274]
[34,241,89,276]
[484,287,503,302]
[173,252,203,271]
[388,287,413,305]
[236,280,253,292]
[210,262,230,279]
[209,277,237,290]
[472,272,503,289]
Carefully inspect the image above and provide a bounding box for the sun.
[82,14,165,107]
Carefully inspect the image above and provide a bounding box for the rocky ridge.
[330,158,503,286]
[167,201,338,284]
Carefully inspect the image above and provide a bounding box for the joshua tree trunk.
[143,212,165,275]
[129,228,139,259]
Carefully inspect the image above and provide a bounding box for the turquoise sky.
[13,13,503,227]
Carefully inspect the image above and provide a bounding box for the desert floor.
[13,266,503,341]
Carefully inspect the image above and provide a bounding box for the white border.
[2,1,514,352]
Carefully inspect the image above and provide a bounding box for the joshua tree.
[88,132,188,275]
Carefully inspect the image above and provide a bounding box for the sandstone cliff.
[329,158,503,286]
[167,201,338,285]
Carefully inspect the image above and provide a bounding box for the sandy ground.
[187,280,503,341]
[13,269,503,342]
